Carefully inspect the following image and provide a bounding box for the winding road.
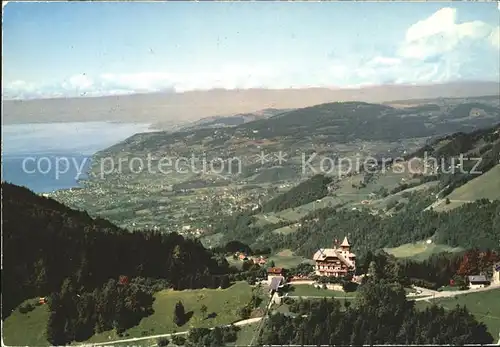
[80,317,263,347]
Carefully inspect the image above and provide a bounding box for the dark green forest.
[45,277,154,345]
[278,198,500,258]
[260,280,494,345]
[2,183,231,324]
[355,248,497,290]
[212,194,500,261]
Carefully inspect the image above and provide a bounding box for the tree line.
[267,197,500,260]
[46,277,154,345]
[259,279,494,345]
[260,174,332,213]
[357,248,498,290]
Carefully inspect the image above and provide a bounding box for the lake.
[2,122,153,193]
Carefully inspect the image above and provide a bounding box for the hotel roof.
[340,236,350,247]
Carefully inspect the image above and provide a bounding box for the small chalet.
[313,236,356,277]
[468,275,490,289]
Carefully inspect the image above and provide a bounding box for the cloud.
[3,65,285,99]
[489,26,500,48]
[367,57,402,67]
[399,7,496,60]
[61,73,95,93]
[3,7,499,100]
[343,7,500,86]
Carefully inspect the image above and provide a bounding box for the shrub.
[172,335,186,346]
[18,302,35,314]
[156,337,169,347]
[238,304,252,319]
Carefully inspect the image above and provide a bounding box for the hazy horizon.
[3,81,499,126]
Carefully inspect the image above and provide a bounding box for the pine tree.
[33,258,49,295]
[174,301,186,326]
[46,293,67,346]
[367,261,378,279]
[220,275,230,289]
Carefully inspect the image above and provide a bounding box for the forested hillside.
[213,193,500,260]
[261,174,332,212]
[277,198,500,258]
[2,183,230,322]
[208,124,500,258]
[238,101,500,142]
[407,123,500,197]
[260,280,494,345]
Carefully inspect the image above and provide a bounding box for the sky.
[2,1,499,100]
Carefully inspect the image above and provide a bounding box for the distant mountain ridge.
[234,99,500,143]
[3,81,499,125]
[91,98,500,175]
[169,108,292,132]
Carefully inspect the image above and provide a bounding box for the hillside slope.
[175,108,290,132]
[447,164,500,201]
[2,183,228,319]
[432,165,500,212]
[238,100,500,142]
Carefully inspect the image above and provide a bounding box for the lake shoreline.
[2,121,154,193]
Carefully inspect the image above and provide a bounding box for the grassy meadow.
[415,289,500,338]
[3,282,255,346]
[385,242,463,261]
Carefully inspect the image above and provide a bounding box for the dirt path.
[80,285,500,346]
[80,317,264,347]
[413,283,500,302]
[424,198,474,211]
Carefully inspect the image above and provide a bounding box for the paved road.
[288,280,315,285]
[286,284,500,302]
[412,283,500,302]
[81,317,264,347]
[286,295,356,299]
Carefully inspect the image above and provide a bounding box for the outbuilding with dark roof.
[269,276,285,294]
[468,275,490,289]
